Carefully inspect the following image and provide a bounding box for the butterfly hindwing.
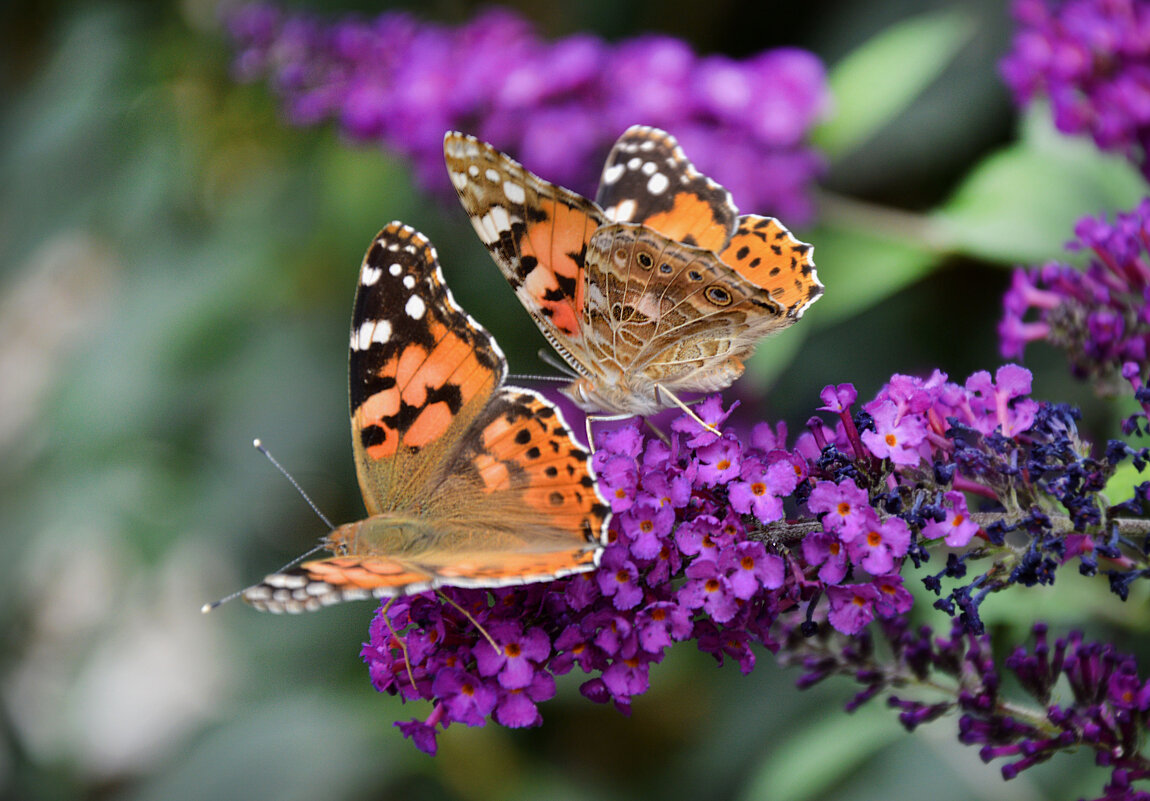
[719,214,822,319]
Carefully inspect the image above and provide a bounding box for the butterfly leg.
[378,595,417,691]
[436,589,499,652]
[584,412,639,452]
[654,384,721,438]
[643,418,671,445]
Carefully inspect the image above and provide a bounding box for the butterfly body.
[241,222,610,613]
[444,125,822,422]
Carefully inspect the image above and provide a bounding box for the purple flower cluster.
[223,3,830,222]
[358,362,1150,765]
[1000,0,1150,178]
[788,619,1150,797]
[1000,197,1150,394]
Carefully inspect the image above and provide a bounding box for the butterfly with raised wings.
[234,222,611,613]
[444,125,823,431]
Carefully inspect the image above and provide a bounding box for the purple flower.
[802,531,850,584]
[728,458,787,523]
[847,512,911,575]
[680,558,740,623]
[475,623,551,690]
[1000,198,1150,392]
[696,435,742,485]
[861,399,927,466]
[808,478,871,541]
[432,668,497,726]
[872,574,915,618]
[1001,0,1150,178]
[493,672,556,728]
[224,4,829,223]
[826,583,880,635]
[596,546,644,610]
[620,500,675,559]
[721,541,785,599]
[922,491,981,547]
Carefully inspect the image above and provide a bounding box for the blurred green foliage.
[1,1,1146,800]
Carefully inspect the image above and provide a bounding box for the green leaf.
[789,221,938,326]
[1105,459,1146,504]
[739,701,904,801]
[934,107,1148,266]
[814,10,976,159]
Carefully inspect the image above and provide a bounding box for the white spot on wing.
[503,181,526,204]
[389,262,402,276]
[402,275,415,289]
[405,294,426,320]
[614,199,637,222]
[641,161,656,175]
[488,205,511,233]
[647,172,669,195]
[485,168,501,183]
[602,164,624,184]
[361,264,382,285]
[353,319,391,350]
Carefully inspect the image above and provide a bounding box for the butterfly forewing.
[348,222,506,515]
[595,125,738,252]
[444,132,606,376]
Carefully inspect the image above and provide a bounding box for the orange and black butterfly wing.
[444,132,607,377]
[595,125,738,252]
[718,214,822,319]
[241,223,609,612]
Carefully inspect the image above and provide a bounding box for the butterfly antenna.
[200,439,334,614]
[199,541,330,614]
[252,438,335,530]
[507,373,570,383]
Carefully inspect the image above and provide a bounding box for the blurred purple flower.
[223,3,830,223]
[1001,0,1150,178]
[1001,197,1150,396]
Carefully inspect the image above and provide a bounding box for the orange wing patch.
[719,215,822,318]
[302,555,428,590]
[639,192,732,252]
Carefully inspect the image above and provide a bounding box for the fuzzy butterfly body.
[444,125,823,421]
[241,222,610,613]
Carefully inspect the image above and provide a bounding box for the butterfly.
[444,125,823,433]
[238,222,611,613]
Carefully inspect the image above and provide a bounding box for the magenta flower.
[1001,0,1150,178]
[922,491,981,547]
[808,478,872,541]
[475,623,551,690]
[826,583,880,635]
[224,4,829,223]
[861,399,927,466]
